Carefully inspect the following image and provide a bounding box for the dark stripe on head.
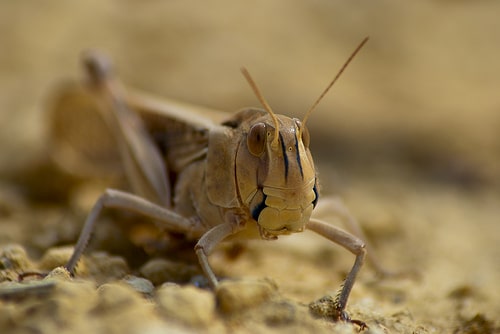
[279,132,289,181]
[312,182,319,207]
[294,133,304,179]
[251,193,268,221]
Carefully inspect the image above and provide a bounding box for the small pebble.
[309,295,337,319]
[96,282,144,311]
[45,266,71,281]
[0,244,32,270]
[38,246,85,273]
[122,275,154,297]
[87,252,129,282]
[95,282,163,333]
[156,284,215,327]
[139,258,199,285]
[53,280,98,314]
[216,278,278,314]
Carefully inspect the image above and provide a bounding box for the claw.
[350,319,368,331]
[334,307,368,331]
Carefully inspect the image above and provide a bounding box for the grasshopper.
[51,38,370,323]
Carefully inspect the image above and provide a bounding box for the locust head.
[238,109,318,239]
[237,70,322,240]
[238,39,368,239]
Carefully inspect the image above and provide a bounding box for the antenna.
[300,37,369,137]
[241,67,280,147]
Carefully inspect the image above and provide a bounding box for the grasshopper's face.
[237,54,365,239]
[236,113,319,239]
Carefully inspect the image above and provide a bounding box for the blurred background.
[0,2,499,331]
[1,0,499,186]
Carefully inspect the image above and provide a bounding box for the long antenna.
[300,37,369,136]
[241,67,280,147]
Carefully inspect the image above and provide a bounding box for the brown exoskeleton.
[51,38,371,324]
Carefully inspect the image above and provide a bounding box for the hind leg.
[65,188,205,274]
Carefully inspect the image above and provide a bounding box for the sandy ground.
[0,1,499,333]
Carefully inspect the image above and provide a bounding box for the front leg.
[315,197,413,279]
[194,211,248,288]
[194,223,236,288]
[307,218,366,323]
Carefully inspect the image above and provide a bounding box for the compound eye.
[295,119,310,148]
[247,122,267,156]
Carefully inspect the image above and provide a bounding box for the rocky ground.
[1,1,499,333]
